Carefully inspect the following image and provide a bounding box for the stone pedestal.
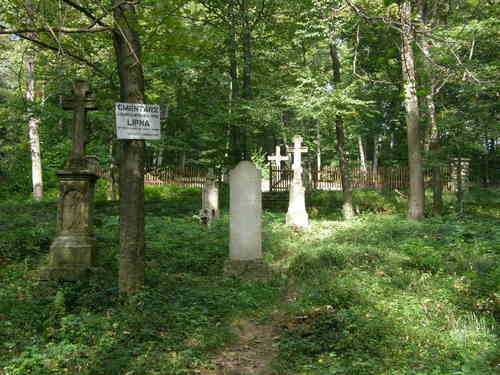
[199,169,219,225]
[39,169,97,281]
[286,176,309,229]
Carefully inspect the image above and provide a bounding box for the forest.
[0,1,499,374]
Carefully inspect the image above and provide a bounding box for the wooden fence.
[94,165,462,192]
[270,166,455,192]
[144,167,209,188]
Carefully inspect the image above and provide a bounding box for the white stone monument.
[225,161,266,279]
[267,145,289,169]
[199,168,219,225]
[286,135,309,229]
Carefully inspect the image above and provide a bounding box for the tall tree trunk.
[227,0,244,166]
[358,136,367,173]
[240,0,252,159]
[113,1,145,295]
[330,42,354,220]
[25,56,43,201]
[400,1,424,221]
[373,135,379,172]
[25,0,43,201]
[419,0,443,215]
[316,120,321,171]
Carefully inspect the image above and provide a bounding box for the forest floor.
[0,187,499,375]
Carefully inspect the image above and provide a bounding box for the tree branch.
[0,25,107,77]
[61,0,111,28]
[0,26,111,34]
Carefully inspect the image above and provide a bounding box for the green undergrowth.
[0,188,498,374]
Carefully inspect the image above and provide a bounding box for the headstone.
[199,168,219,226]
[225,161,267,279]
[286,135,309,228]
[39,80,98,281]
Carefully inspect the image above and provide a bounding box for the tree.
[1,0,146,295]
[400,1,424,220]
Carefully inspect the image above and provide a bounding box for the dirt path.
[206,317,279,375]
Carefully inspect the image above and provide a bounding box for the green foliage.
[1,188,499,374]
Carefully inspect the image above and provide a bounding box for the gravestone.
[286,135,309,229]
[199,168,219,226]
[225,161,266,279]
[39,80,98,281]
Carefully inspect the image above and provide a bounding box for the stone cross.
[267,145,289,169]
[288,135,308,171]
[62,80,96,168]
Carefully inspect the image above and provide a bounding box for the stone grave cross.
[267,145,289,169]
[288,135,308,172]
[286,135,309,228]
[62,80,96,168]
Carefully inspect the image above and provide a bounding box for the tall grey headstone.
[230,161,261,260]
[286,135,309,228]
[225,161,267,279]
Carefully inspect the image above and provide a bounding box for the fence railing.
[269,166,457,192]
[93,165,472,192]
[144,167,209,188]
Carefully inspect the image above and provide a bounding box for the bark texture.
[113,0,145,295]
[400,1,424,221]
[26,56,43,201]
[329,42,354,220]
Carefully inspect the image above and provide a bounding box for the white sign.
[116,102,161,140]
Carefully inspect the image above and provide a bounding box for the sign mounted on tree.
[115,103,161,140]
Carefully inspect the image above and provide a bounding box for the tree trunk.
[419,0,443,215]
[358,136,367,173]
[113,1,145,295]
[25,56,43,201]
[400,1,424,221]
[25,0,43,201]
[373,135,379,172]
[240,0,252,159]
[330,42,354,220]
[316,120,321,171]
[227,0,244,166]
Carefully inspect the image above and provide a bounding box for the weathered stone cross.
[62,80,96,168]
[267,145,289,168]
[288,135,308,171]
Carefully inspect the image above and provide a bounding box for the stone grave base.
[38,265,91,281]
[286,211,309,229]
[38,233,95,281]
[224,259,270,281]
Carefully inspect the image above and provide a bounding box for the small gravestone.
[286,135,309,229]
[199,168,219,226]
[225,161,267,279]
[39,80,98,281]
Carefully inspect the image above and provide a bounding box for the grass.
[0,186,498,374]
